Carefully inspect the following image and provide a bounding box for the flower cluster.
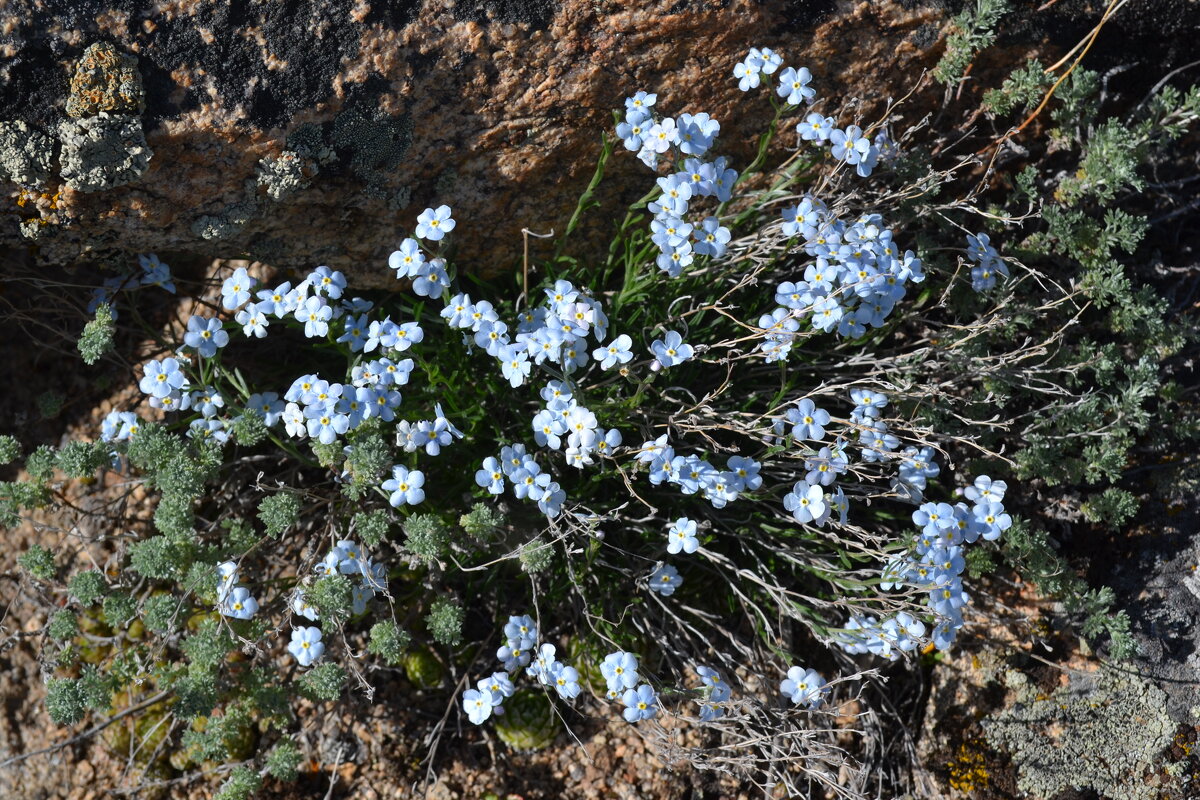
[309,538,389,615]
[614,91,734,277]
[475,444,565,516]
[694,665,732,721]
[442,278,612,387]
[86,253,177,318]
[965,232,1010,291]
[839,475,1012,656]
[759,205,926,358]
[465,615,585,724]
[635,434,761,511]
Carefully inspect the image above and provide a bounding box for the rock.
[0,0,1192,282]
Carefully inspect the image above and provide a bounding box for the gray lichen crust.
[191,180,260,240]
[58,113,152,192]
[984,668,1174,799]
[256,151,312,201]
[0,121,55,187]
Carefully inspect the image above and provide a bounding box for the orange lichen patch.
[66,42,145,118]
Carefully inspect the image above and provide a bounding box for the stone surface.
[0,0,1194,283]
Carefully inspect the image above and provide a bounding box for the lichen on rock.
[983,668,1174,799]
[66,42,145,119]
[331,105,413,199]
[0,121,56,187]
[256,151,313,201]
[58,113,152,192]
[191,181,260,240]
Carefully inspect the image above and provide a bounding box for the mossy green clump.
[983,668,1174,800]
[78,302,115,365]
[298,663,346,702]
[18,544,55,581]
[265,736,303,781]
[425,597,463,646]
[367,620,411,665]
[257,492,300,537]
[403,513,450,563]
[70,570,107,606]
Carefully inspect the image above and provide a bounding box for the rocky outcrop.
[0,0,1191,284]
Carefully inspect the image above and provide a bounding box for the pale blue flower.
[551,664,582,699]
[463,688,496,725]
[412,258,450,298]
[667,517,699,554]
[235,303,270,338]
[382,466,425,507]
[500,345,531,388]
[601,651,640,691]
[777,66,815,105]
[221,267,256,310]
[781,665,826,707]
[308,266,347,299]
[220,586,258,620]
[389,238,426,279]
[650,330,693,367]
[416,204,456,241]
[648,564,682,596]
[692,217,730,258]
[288,626,324,666]
[784,482,827,524]
[139,357,186,398]
[622,684,658,722]
[304,406,350,444]
[787,398,831,440]
[138,254,175,293]
[294,296,333,338]
[184,316,229,358]
[476,456,506,494]
[798,112,835,142]
[256,281,299,317]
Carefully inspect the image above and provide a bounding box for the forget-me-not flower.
[622,684,658,722]
[667,517,699,554]
[139,357,187,398]
[221,267,257,310]
[781,665,826,707]
[382,465,425,507]
[184,316,229,358]
[650,330,694,368]
[648,564,682,596]
[777,66,815,105]
[288,626,325,666]
[220,586,258,620]
[389,238,426,279]
[415,205,456,241]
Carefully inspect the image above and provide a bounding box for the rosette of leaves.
[402,647,445,689]
[567,637,608,696]
[103,696,172,765]
[494,690,558,751]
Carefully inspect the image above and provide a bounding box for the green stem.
[554,134,614,261]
